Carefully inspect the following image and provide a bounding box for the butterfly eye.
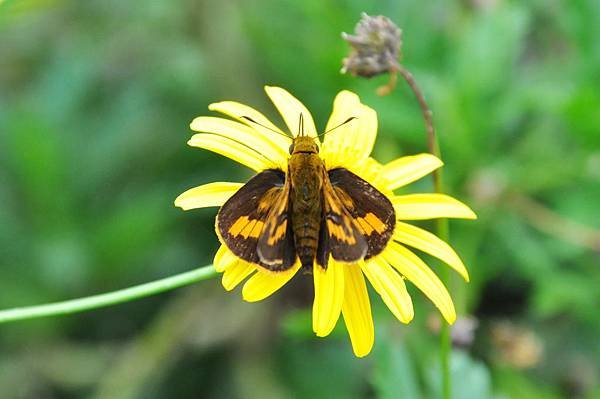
[289,143,295,154]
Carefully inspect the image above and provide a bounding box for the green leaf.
[426,351,493,399]
[371,337,422,399]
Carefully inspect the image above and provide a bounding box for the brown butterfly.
[215,115,395,271]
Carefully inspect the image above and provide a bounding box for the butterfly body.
[216,135,395,272]
[287,137,324,269]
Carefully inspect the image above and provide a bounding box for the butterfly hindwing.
[317,173,368,267]
[216,169,296,270]
[257,180,297,270]
[327,168,396,259]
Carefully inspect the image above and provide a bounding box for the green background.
[1,0,599,398]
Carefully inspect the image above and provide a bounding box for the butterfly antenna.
[297,113,305,137]
[240,116,292,139]
[316,117,357,138]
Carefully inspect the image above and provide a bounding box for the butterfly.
[215,115,396,271]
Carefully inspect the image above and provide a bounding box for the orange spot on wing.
[267,220,287,245]
[356,217,374,235]
[326,220,338,238]
[327,219,357,244]
[239,219,256,238]
[364,212,387,233]
[228,216,264,238]
[333,187,355,210]
[228,216,249,236]
[355,212,387,236]
[248,220,264,238]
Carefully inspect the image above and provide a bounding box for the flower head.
[341,13,402,78]
[175,86,476,357]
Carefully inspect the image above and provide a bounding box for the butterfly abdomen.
[289,152,324,269]
[292,208,321,268]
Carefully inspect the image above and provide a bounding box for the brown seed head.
[341,13,402,78]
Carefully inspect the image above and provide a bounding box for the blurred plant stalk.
[342,13,457,399]
[509,192,600,252]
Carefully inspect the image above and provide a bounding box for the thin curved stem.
[0,265,217,324]
[395,64,451,399]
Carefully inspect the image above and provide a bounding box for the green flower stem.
[0,265,217,324]
[437,193,452,399]
[428,124,451,399]
[396,64,451,399]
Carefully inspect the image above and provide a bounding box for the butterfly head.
[289,136,319,154]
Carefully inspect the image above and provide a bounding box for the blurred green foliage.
[1,0,599,398]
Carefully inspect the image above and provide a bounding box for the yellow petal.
[392,194,477,220]
[213,245,239,273]
[242,263,301,302]
[264,86,318,139]
[174,182,243,210]
[312,260,345,337]
[190,116,288,169]
[346,157,394,197]
[188,133,277,172]
[382,154,443,190]
[321,91,377,168]
[208,101,291,151]
[350,157,384,184]
[383,242,456,324]
[361,258,413,323]
[394,222,470,281]
[341,263,374,357]
[222,260,256,291]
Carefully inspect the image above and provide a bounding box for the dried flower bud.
[341,13,402,78]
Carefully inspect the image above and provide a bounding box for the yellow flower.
[175,86,476,357]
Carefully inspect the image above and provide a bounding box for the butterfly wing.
[256,178,297,270]
[317,172,368,267]
[327,167,396,259]
[216,169,296,271]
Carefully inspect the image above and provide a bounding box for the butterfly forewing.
[327,168,395,259]
[216,169,296,270]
